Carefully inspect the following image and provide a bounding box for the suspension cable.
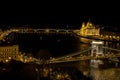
[54,47,92,61]
[103,46,120,52]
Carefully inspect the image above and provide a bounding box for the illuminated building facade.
[80,21,100,36]
[0,45,20,62]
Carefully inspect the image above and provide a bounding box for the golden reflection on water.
[90,68,120,80]
[77,60,120,80]
[79,43,90,51]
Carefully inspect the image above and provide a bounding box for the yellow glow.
[8,57,11,60]
[113,36,115,39]
[45,29,49,32]
[110,36,112,38]
[80,21,100,36]
[0,45,19,62]
[5,59,9,63]
[106,35,108,38]
[92,41,103,44]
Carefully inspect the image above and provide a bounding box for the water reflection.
[89,68,120,80]
[79,43,90,51]
[76,60,120,80]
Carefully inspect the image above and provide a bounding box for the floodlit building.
[0,45,20,62]
[80,20,100,36]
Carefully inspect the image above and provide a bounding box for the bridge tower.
[91,41,104,57]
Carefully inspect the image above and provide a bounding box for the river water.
[13,32,120,80]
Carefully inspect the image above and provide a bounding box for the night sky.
[0,3,120,31]
[1,15,120,28]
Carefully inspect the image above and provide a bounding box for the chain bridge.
[2,40,118,65]
[44,41,120,64]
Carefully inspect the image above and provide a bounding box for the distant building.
[80,21,100,36]
[0,45,20,62]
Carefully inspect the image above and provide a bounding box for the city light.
[0,20,120,80]
[92,41,103,44]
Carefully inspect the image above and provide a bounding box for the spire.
[88,18,91,23]
[86,18,93,28]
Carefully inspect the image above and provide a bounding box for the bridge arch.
[91,41,104,57]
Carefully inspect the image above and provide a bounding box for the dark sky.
[1,14,120,26]
[0,2,120,30]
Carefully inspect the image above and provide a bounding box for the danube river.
[12,32,120,80]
